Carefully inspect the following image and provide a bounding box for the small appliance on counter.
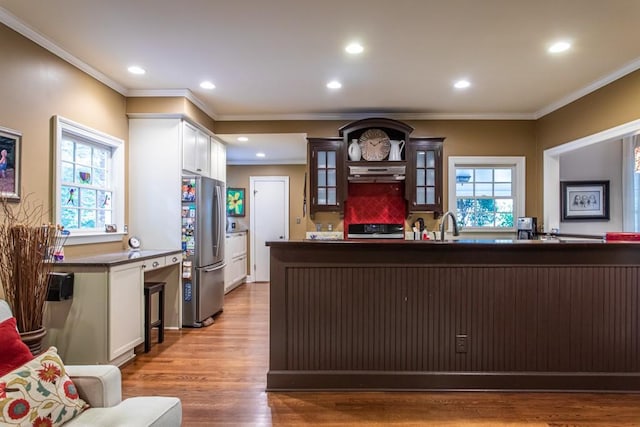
[517,217,537,240]
[347,223,405,239]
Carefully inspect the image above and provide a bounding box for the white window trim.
[448,156,526,233]
[53,116,125,245]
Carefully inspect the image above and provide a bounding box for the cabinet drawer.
[165,253,181,266]
[142,256,166,272]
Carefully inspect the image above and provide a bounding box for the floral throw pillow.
[0,347,88,426]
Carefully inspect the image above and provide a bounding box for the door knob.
[279,236,284,239]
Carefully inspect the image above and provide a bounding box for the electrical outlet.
[455,334,468,353]
[296,217,301,224]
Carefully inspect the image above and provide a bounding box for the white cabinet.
[210,136,227,182]
[45,252,182,366]
[224,231,247,293]
[108,261,144,361]
[182,121,210,176]
[129,117,227,251]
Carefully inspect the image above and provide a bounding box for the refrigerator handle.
[214,185,222,259]
[204,263,226,273]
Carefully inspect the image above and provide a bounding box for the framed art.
[0,126,21,202]
[227,187,245,217]
[560,180,609,221]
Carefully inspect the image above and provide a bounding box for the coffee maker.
[517,217,537,240]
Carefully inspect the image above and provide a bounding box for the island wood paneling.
[284,265,640,373]
[267,241,640,391]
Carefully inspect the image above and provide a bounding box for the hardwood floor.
[120,282,640,426]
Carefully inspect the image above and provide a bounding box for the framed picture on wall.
[0,126,21,202]
[227,187,245,217]
[560,180,609,221]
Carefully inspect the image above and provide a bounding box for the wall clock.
[359,129,391,161]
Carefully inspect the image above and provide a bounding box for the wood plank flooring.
[120,282,640,426]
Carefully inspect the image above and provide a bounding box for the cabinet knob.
[172,256,178,262]
[142,264,146,269]
[152,261,159,268]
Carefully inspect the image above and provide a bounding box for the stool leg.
[158,288,165,344]
[144,290,151,353]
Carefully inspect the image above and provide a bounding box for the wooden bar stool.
[143,281,165,353]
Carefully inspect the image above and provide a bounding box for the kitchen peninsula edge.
[45,249,181,366]
[267,240,640,391]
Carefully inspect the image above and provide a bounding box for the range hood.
[348,165,406,183]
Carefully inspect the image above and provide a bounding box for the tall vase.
[20,326,47,356]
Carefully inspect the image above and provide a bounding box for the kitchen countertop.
[276,238,610,245]
[53,249,181,267]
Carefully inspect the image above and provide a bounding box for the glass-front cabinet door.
[407,138,443,213]
[308,138,344,218]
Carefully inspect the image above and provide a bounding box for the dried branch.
[0,194,59,332]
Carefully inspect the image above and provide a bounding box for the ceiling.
[2,0,640,164]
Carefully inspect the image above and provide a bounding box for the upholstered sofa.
[0,299,182,426]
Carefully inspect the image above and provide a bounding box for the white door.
[250,176,289,282]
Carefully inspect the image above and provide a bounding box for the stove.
[347,223,405,239]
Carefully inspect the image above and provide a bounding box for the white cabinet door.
[182,121,198,174]
[224,232,247,293]
[108,262,144,360]
[195,129,210,176]
[209,137,226,182]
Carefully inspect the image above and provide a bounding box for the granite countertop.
[54,249,181,267]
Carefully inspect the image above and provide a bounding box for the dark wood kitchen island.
[266,239,640,392]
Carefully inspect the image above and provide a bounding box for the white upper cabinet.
[210,136,227,182]
[182,121,210,176]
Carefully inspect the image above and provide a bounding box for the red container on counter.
[605,232,640,241]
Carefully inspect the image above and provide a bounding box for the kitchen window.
[53,116,124,245]
[448,157,525,232]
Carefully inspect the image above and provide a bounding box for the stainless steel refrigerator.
[181,176,225,327]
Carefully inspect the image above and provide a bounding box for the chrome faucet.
[440,211,460,241]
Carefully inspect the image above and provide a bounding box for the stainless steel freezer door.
[197,263,225,321]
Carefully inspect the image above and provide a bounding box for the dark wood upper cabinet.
[406,138,444,214]
[308,137,345,219]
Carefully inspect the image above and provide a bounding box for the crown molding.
[535,56,640,119]
[127,89,218,120]
[0,7,127,95]
[214,111,537,122]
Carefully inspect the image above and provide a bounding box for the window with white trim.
[54,116,125,245]
[448,157,525,232]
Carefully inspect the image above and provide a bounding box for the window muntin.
[59,135,113,231]
[54,116,124,245]
[448,157,525,232]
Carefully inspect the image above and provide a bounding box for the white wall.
[558,138,622,234]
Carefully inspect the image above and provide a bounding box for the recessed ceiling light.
[345,43,364,54]
[256,152,266,158]
[327,80,342,89]
[200,81,216,90]
[127,66,146,75]
[454,80,471,89]
[548,41,571,53]
[237,137,249,142]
